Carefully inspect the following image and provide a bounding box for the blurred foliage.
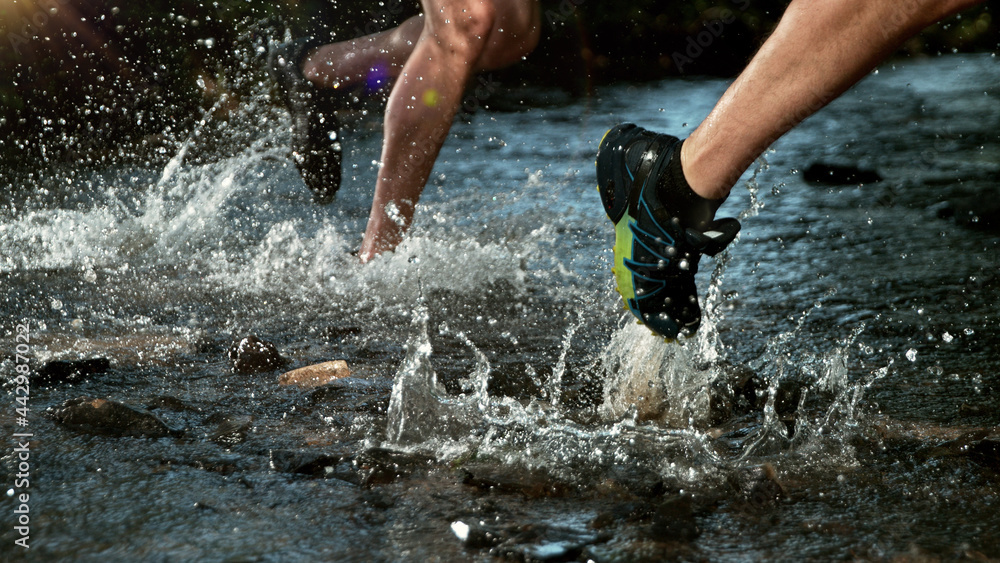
[0,0,995,170]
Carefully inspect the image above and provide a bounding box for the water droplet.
[905,348,917,362]
[942,332,953,343]
[451,521,470,541]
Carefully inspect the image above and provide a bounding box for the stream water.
[2,53,999,561]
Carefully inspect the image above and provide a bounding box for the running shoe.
[596,124,741,339]
[269,37,343,204]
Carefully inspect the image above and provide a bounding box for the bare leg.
[358,0,539,261]
[301,16,424,90]
[681,0,985,199]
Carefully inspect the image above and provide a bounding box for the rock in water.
[727,463,785,512]
[204,414,253,446]
[33,358,110,386]
[48,396,180,438]
[648,494,700,542]
[278,360,351,388]
[227,335,287,374]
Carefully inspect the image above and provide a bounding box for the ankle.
[679,139,732,200]
[656,141,726,231]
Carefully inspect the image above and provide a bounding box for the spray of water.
[381,154,890,488]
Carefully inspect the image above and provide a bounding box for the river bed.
[2,53,999,561]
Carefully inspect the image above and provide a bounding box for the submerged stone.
[278,360,351,388]
[146,395,201,412]
[451,520,506,549]
[461,464,573,498]
[227,335,288,374]
[356,447,436,487]
[727,463,785,512]
[969,439,1000,472]
[490,524,610,562]
[33,358,110,386]
[204,413,253,446]
[917,430,1000,471]
[268,448,357,482]
[647,494,700,542]
[48,396,181,438]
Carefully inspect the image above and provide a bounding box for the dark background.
[1,0,996,171]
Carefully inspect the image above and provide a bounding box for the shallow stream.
[2,53,1000,561]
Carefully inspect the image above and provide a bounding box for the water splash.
[385,299,481,448]
[378,152,889,489]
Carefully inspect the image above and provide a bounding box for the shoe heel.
[596,124,637,223]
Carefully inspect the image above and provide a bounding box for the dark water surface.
[2,54,1000,561]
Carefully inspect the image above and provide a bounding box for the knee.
[429,1,498,61]
[479,1,541,69]
[504,3,542,60]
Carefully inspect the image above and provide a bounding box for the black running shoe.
[596,124,741,339]
[269,38,343,204]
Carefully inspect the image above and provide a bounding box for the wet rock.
[146,395,201,412]
[268,449,358,482]
[646,494,700,542]
[917,430,1000,471]
[356,447,436,487]
[727,464,785,512]
[461,464,572,498]
[521,540,590,562]
[227,335,287,374]
[803,162,882,185]
[450,520,506,549]
[32,358,110,386]
[278,360,351,388]
[709,363,759,425]
[959,403,990,417]
[204,413,253,446]
[969,439,1000,472]
[917,429,989,459]
[491,525,610,562]
[48,396,181,438]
